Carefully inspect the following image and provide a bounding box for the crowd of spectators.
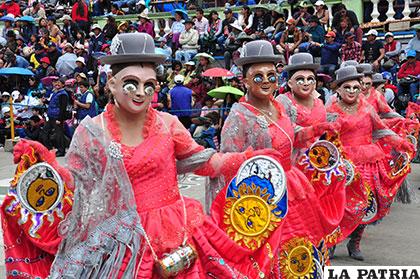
[0,0,419,155]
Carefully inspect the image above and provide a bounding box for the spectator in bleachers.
[22,1,46,22]
[92,0,111,16]
[194,8,209,39]
[5,30,17,53]
[0,0,20,17]
[89,24,106,53]
[71,0,90,34]
[312,31,340,77]
[113,0,136,13]
[406,27,420,59]
[61,15,78,44]
[29,43,45,69]
[278,18,302,63]
[137,12,155,38]
[203,10,222,54]
[110,4,125,15]
[183,61,196,85]
[19,18,37,43]
[47,16,61,42]
[169,74,193,128]
[341,32,362,62]
[217,8,237,51]
[397,50,420,104]
[73,57,88,78]
[175,19,199,63]
[168,11,185,50]
[35,57,56,79]
[383,32,401,81]
[74,79,98,122]
[0,15,14,38]
[362,29,384,71]
[103,15,118,41]
[46,42,60,67]
[332,4,359,35]
[314,0,329,29]
[334,17,352,45]
[23,115,45,143]
[250,6,271,38]
[293,1,311,28]
[224,22,243,69]
[305,16,325,44]
[238,5,253,33]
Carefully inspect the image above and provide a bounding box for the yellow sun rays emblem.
[280,238,316,279]
[223,182,282,250]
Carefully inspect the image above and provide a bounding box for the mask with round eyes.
[122,80,138,95]
[295,76,316,86]
[253,74,277,84]
[343,85,361,93]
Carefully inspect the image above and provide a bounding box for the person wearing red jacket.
[71,0,89,34]
[397,50,420,106]
[0,0,20,17]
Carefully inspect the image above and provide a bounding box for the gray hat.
[356,63,374,75]
[340,60,359,68]
[284,53,319,73]
[100,33,166,65]
[236,40,282,67]
[335,66,364,85]
[236,32,253,42]
[372,73,386,85]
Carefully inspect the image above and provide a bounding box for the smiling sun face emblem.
[309,146,331,169]
[27,177,59,212]
[224,182,282,250]
[280,238,316,279]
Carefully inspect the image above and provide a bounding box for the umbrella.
[202,68,235,78]
[56,53,77,77]
[17,15,35,23]
[171,9,189,20]
[92,51,107,59]
[41,76,59,86]
[316,73,332,83]
[194,53,215,61]
[0,14,14,22]
[208,86,244,99]
[0,67,34,76]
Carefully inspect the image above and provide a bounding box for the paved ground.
[0,150,418,277]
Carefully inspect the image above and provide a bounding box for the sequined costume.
[327,97,411,225]
[1,141,74,279]
[4,104,289,279]
[215,97,346,275]
[276,93,368,247]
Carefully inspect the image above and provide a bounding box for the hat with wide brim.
[356,63,374,75]
[335,66,364,85]
[194,53,215,61]
[236,40,282,67]
[372,73,386,85]
[236,32,253,42]
[138,12,150,20]
[284,53,319,73]
[340,60,359,68]
[100,33,166,65]
[252,4,269,10]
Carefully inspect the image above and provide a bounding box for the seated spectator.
[1,15,14,38]
[383,32,401,82]
[332,4,359,35]
[278,18,302,63]
[3,49,30,68]
[90,24,106,53]
[23,115,45,143]
[74,80,98,123]
[168,11,185,50]
[61,15,78,44]
[194,8,209,41]
[250,6,271,38]
[193,111,220,150]
[92,0,111,16]
[103,15,118,42]
[334,17,352,45]
[293,1,311,28]
[73,57,88,78]
[169,75,193,128]
[110,3,125,15]
[314,0,329,29]
[167,60,183,89]
[113,0,136,13]
[22,1,46,23]
[224,22,243,69]
[5,30,17,53]
[35,57,56,79]
[405,27,420,59]
[217,8,238,51]
[341,32,362,62]
[47,42,61,67]
[183,61,196,85]
[117,21,129,34]
[186,73,206,105]
[312,31,340,76]
[238,5,253,33]
[156,37,172,58]
[175,19,199,63]
[362,29,385,71]
[203,10,222,54]
[47,16,61,43]
[18,18,37,43]
[272,10,286,43]
[0,106,12,147]
[138,12,155,38]
[0,0,20,17]
[201,97,218,117]
[306,15,326,43]
[397,50,420,106]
